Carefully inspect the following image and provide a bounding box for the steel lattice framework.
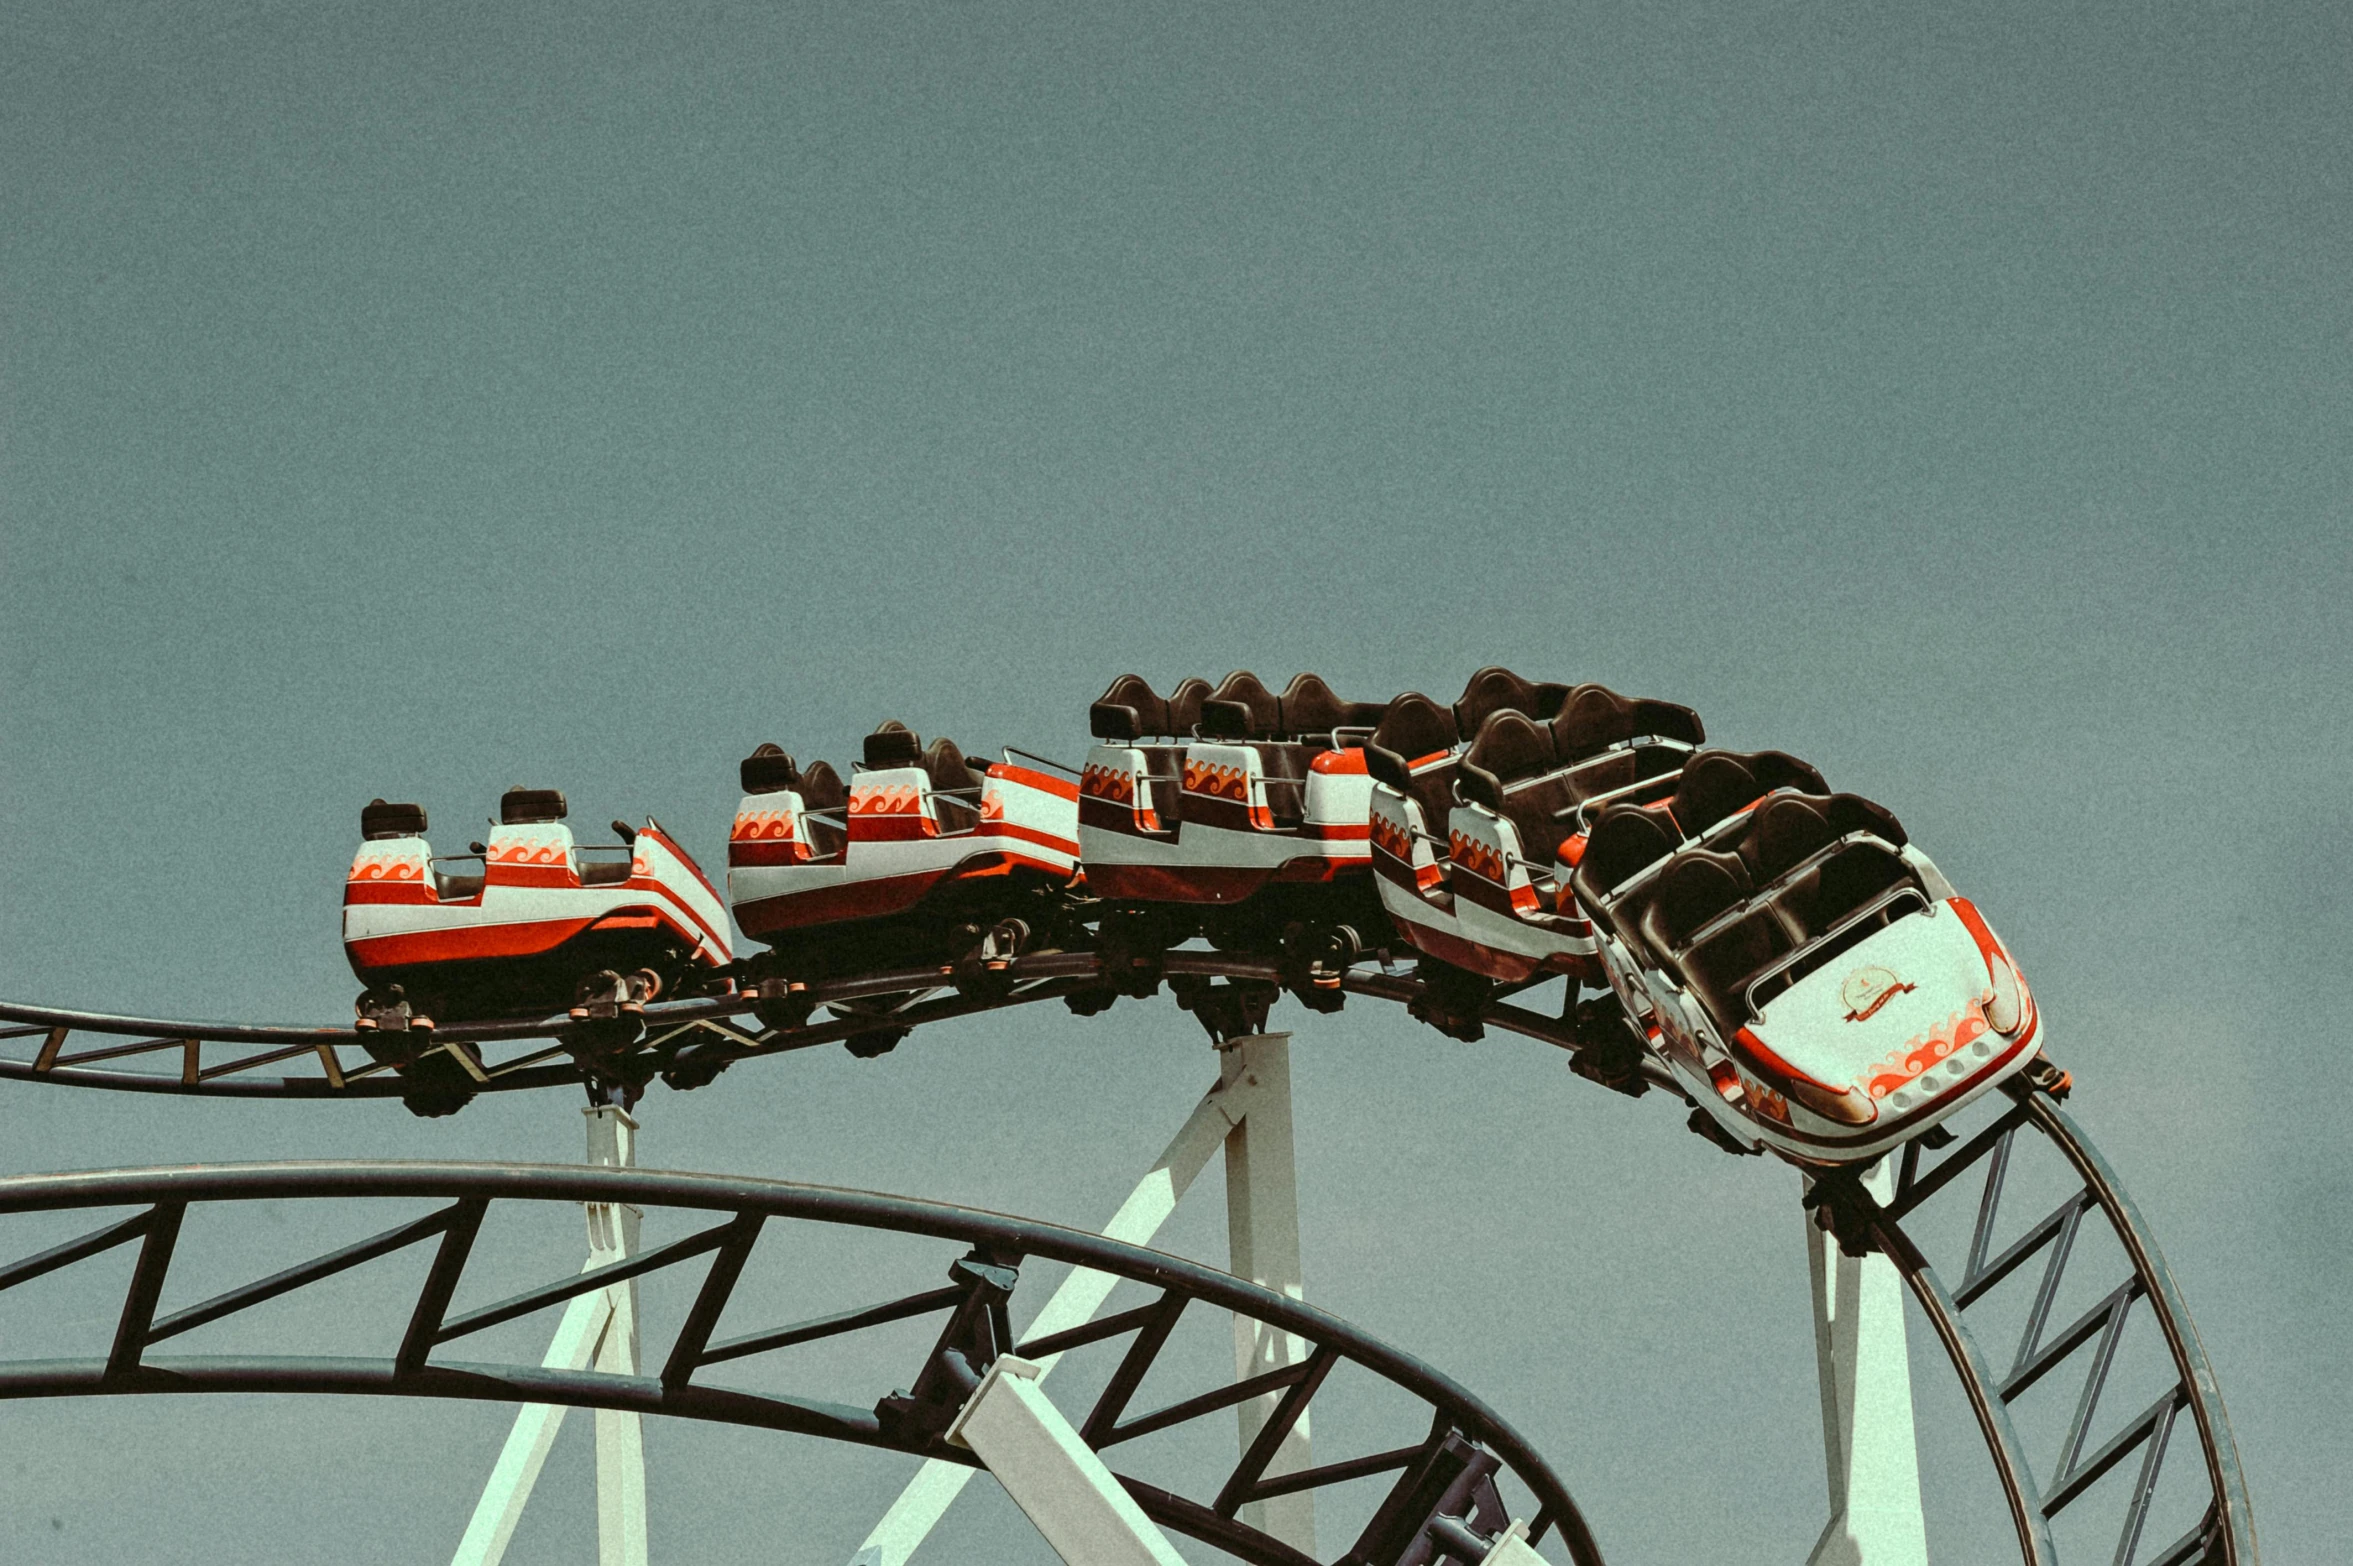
[0,962,2257,1565]
[0,1161,1592,1566]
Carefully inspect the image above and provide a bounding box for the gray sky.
[2,2,2345,1562]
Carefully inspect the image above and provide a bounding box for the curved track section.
[0,1161,1596,1566]
[1857,1085,2253,1566]
[0,952,1657,1099]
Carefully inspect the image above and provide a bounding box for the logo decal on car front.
[1840,966,1915,1023]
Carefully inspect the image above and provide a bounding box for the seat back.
[1165,678,1212,737]
[924,737,986,831]
[1365,693,1458,790]
[1091,674,1171,740]
[1572,804,1679,907]
[1200,670,1283,739]
[1553,685,1636,762]
[740,744,800,795]
[1456,711,1557,810]
[797,761,848,857]
[863,722,923,769]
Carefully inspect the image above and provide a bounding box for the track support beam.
[946,1356,1189,1566]
[1805,1156,1926,1566]
[1220,1032,1316,1556]
[450,1105,647,1566]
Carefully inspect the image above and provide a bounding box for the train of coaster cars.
[343,667,2064,1161]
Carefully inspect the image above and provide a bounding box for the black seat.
[863,722,924,768]
[924,737,987,830]
[1165,677,1212,737]
[1364,692,1461,841]
[1666,753,1760,839]
[1807,843,1917,934]
[1741,795,1836,885]
[798,761,847,813]
[740,744,800,795]
[1573,805,1679,903]
[1684,910,1794,1028]
[362,799,427,840]
[1453,666,1571,736]
[1091,674,1171,741]
[797,761,848,856]
[1640,850,1754,958]
[500,787,567,825]
[1276,672,1387,738]
[1552,685,1636,762]
[1745,750,1831,797]
[1455,711,1557,810]
[1199,670,1283,740]
[1824,793,1907,847]
[1630,698,1705,746]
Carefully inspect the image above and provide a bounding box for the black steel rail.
[0,951,1662,1100]
[1861,1083,2255,1566]
[0,1161,1599,1566]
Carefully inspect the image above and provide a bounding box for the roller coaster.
[0,668,2255,1566]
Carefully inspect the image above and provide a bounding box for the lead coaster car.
[1570,770,2049,1165]
[1368,677,1707,1025]
[727,724,1083,1040]
[343,789,733,1112]
[1079,670,1393,1008]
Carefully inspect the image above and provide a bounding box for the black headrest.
[1652,851,1754,949]
[1668,752,1762,838]
[1575,805,1679,896]
[923,736,985,795]
[1207,670,1282,737]
[740,743,800,795]
[1553,685,1636,762]
[1630,698,1705,746]
[1364,744,1412,792]
[1458,711,1557,810]
[1745,750,1830,797]
[1370,692,1458,763]
[1825,793,1907,847]
[1743,795,1835,884]
[863,722,923,768]
[361,798,427,840]
[1165,677,1212,736]
[798,761,847,812]
[1453,666,1537,736]
[500,787,567,825]
[1091,674,1167,740]
[1198,700,1253,740]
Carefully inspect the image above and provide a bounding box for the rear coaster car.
[1079,671,1391,1006]
[1368,675,1706,1002]
[343,790,732,1113]
[1571,768,2046,1164]
[727,724,1082,1029]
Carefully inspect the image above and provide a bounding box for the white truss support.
[1477,1520,1547,1566]
[450,1105,647,1566]
[945,1356,1189,1566]
[1804,1156,1927,1566]
[1220,1031,1315,1557]
[847,1057,1276,1566]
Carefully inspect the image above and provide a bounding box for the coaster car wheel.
[950,918,1032,1001]
[1565,990,1649,1098]
[1407,960,1493,1043]
[1278,920,1362,1015]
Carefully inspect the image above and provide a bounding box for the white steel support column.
[586,1107,649,1566]
[450,1105,647,1566]
[1220,1031,1314,1557]
[849,1063,1274,1566]
[1804,1156,1926,1566]
[946,1357,1190,1566]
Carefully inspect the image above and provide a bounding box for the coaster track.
[0,968,2254,1564]
[0,1161,1594,1566]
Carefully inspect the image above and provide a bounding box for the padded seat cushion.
[1165,678,1212,737]
[863,722,923,768]
[1575,805,1679,898]
[1643,850,1755,954]
[1366,693,1459,791]
[1277,672,1388,737]
[362,799,427,840]
[1091,674,1171,740]
[1742,795,1836,885]
[798,762,847,813]
[500,787,567,825]
[1667,753,1761,838]
[1807,843,1917,933]
[1456,711,1557,810]
[1684,911,1794,1028]
[1554,686,1637,761]
[740,744,800,795]
[1453,666,1570,736]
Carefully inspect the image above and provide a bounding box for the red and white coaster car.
[727,724,1081,994]
[1369,677,1705,989]
[1079,672,1392,964]
[343,789,732,1034]
[1571,771,2042,1163]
